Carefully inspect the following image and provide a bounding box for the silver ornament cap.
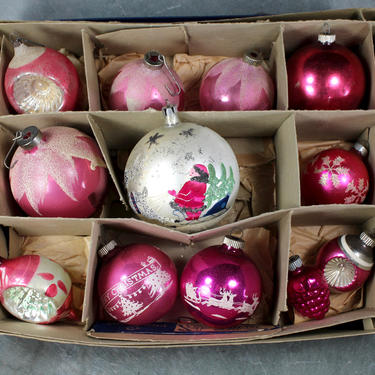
[353,142,368,158]
[223,235,244,250]
[243,51,263,66]
[98,240,118,258]
[17,126,43,149]
[162,103,180,127]
[143,51,164,70]
[318,23,336,45]
[289,255,303,272]
[360,232,375,248]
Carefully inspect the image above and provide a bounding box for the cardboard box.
[0,12,375,347]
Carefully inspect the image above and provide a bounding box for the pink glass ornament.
[301,143,369,205]
[4,41,80,113]
[97,241,178,325]
[109,51,184,111]
[7,125,108,217]
[287,255,330,320]
[287,25,365,110]
[316,232,375,292]
[199,52,274,111]
[180,235,262,328]
[0,254,75,324]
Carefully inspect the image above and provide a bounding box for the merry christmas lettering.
[102,257,161,306]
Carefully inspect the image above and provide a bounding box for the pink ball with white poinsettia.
[9,126,108,217]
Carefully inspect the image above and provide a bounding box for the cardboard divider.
[278,205,375,337]
[0,112,124,219]
[295,110,375,206]
[87,110,299,231]
[282,20,375,110]
[83,209,288,345]
[85,23,288,111]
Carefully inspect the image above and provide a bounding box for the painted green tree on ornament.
[205,163,235,209]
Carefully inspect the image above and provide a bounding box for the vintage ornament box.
[1,8,375,347]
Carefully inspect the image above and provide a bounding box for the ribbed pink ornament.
[287,255,330,320]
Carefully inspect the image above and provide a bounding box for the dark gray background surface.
[0,1,375,374]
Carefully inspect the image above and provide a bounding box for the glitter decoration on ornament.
[4,36,80,114]
[6,126,108,217]
[124,104,240,230]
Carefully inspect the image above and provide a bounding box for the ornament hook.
[3,131,22,169]
[3,126,42,169]
[160,54,182,97]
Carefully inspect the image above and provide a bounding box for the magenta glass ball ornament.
[4,41,80,114]
[301,144,369,205]
[287,255,330,320]
[97,241,178,325]
[199,52,275,111]
[180,235,262,328]
[316,232,375,292]
[7,126,108,217]
[0,255,75,324]
[287,27,365,110]
[109,50,184,111]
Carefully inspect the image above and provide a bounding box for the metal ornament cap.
[339,234,374,271]
[318,23,336,45]
[243,51,264,66]
[162,103,180,127]
[98,240,118,258]
[353,142,368,158]
[223,235,244,250]
[17,126,43,149]
[289,255,303,272]
[143,51,164,70]
[360,232,375,248]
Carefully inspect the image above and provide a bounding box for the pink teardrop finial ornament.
[108,50,184,111]
[199,51,275,111]
[4,40,80,114]
[6,125,108,218]
[0,255,76,324]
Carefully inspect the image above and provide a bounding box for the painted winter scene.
[103,257,173,323]
[184,282,260,321]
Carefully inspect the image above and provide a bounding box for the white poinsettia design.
[10,127,106,215]
[314,156,349,188]
[344,178,369,204]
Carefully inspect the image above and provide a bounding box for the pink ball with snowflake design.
[9,126,108,217]
[301,148,369,205]
[199,56,274,111]
[97,243,178,325]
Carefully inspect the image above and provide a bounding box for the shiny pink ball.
[109,52,184,111]
[287,41,365,110]
[180,237,262,328]
[5,43,80,113]
[97,243,178,325]
[9,126,108,217]
[301,148,369,205]
[288,256,330,320]
[199,57,274,111]
[316,234,373,292]
[0,255,75,324]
